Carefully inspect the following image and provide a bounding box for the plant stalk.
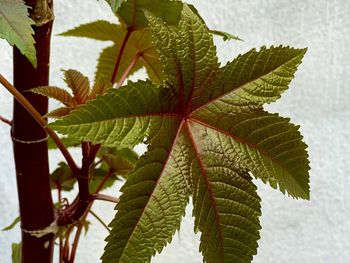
[0,74,80,175]
[12,0,55,261]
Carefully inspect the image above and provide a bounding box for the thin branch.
[117,52,141,87]
[68,225,83,263]
[89,209,110,233]
[94,169,114,194]
[0,115,12,126]
[56,183,64,263]
[62,225,74,262]
[110,28,133,84]
[0,73,80,175]
[91,194,119,204]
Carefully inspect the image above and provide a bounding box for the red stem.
[91,194,119,204]
[0,115,12,126]
[110,28,133,84]
[68,225,83,263]
[117,52,141,87]
[11,1,55,261]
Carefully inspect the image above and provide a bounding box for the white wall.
[1,0,350,262]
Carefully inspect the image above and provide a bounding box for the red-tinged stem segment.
[117,52,141,87]
[12,1,54,262]
[0,115,12,125]
[68,224,83,263]
[67,169,115,262]
[110,28,133,84]
[91,194,120,204]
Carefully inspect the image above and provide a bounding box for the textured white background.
[1,0,350,262]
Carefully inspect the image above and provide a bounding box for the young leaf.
[98,147,139,175]
[2,216,20,231]
[0,0,37,67]
[30,86,75,106]
[31,70,111,118]
[11,243,21,263]
[45,107,74,119]
[89,168,116,193]
[63,69,91,104]
[50,162,76,191]
[50,5,309,262]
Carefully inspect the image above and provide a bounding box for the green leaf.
[190,46,307,112]
[49,80,177,149]
[0,0,36,67]
[63,69,91,104]
[2,216,20,231]
[191,160,261,262]
[99,147,139,175]
[50,162,76,191]
[50,5,309,262]
[11,243,21,263]
[59,20,122,42]
[115,0,183,29]
[30,86,75,106]
[102,120,191,263]
[89,168,116,193]
[191,111,310,199]
[60,22,164,83]
[209,29,243,41]
[105,0,125,13]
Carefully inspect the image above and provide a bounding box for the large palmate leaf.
[50,5,309,263]
[0,0,36,66]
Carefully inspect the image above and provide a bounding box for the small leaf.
[80,218,91,236]
[2,216,20,231]
[89,168,116,193]
[105,0,125,13]
[63,69,90,104]
[99,147,139,175]
[46,107,74,119]
[210,29,243,41]
[95,43,142,83]
[0,0,37,67]
[30,86,75,106]
[50,162,76,191]
[59,20,122,42]
[11,243,21,263]
[89,79,112,100]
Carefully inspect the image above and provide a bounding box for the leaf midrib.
[118,119,185,262]
[185,121,225,263]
